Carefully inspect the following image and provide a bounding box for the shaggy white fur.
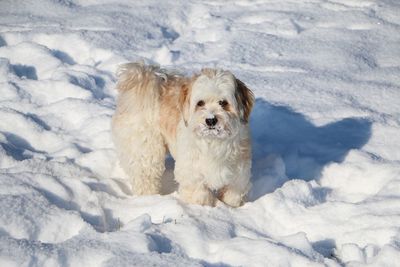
[112,62,254,207]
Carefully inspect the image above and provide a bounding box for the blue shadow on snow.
[249,98,372,200]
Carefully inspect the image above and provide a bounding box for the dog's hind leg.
[129,131,166,195]
[112,117,166,195]
[112,62,167,195]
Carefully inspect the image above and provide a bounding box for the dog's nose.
[205,117,218,126]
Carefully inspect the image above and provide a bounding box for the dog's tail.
[116,61,166,111]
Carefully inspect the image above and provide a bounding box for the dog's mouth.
[196,124,230,138]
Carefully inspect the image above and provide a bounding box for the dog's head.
[179,69,254,139]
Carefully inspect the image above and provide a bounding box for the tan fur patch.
[159,76,191,148]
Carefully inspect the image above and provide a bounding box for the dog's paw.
[220,189,245,207]
[179,185,216,206]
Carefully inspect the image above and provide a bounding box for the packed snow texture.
[1,0,400,266]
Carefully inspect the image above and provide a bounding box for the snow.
[0,0,400,266]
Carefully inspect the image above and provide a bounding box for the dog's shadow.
[249,98,371,200]
[161,98,372,200]
[161,157,178,195]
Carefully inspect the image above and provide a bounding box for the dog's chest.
[195,139,239,189]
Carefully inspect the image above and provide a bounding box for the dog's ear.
[235,78,254,123]
[178,82,191,126]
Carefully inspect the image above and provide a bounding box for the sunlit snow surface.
[0,0,400,266]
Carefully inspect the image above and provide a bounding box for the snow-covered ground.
[1,0,400,266]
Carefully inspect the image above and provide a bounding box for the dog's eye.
[219,100,228,107]
[197,100,205,107]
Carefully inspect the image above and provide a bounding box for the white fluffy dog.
[112,62,254,207]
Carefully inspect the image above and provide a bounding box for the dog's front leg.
[219,166,251,207]
[174,147,216,206]
[174,162,215,206]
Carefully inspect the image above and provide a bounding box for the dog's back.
[115,62,164,113]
